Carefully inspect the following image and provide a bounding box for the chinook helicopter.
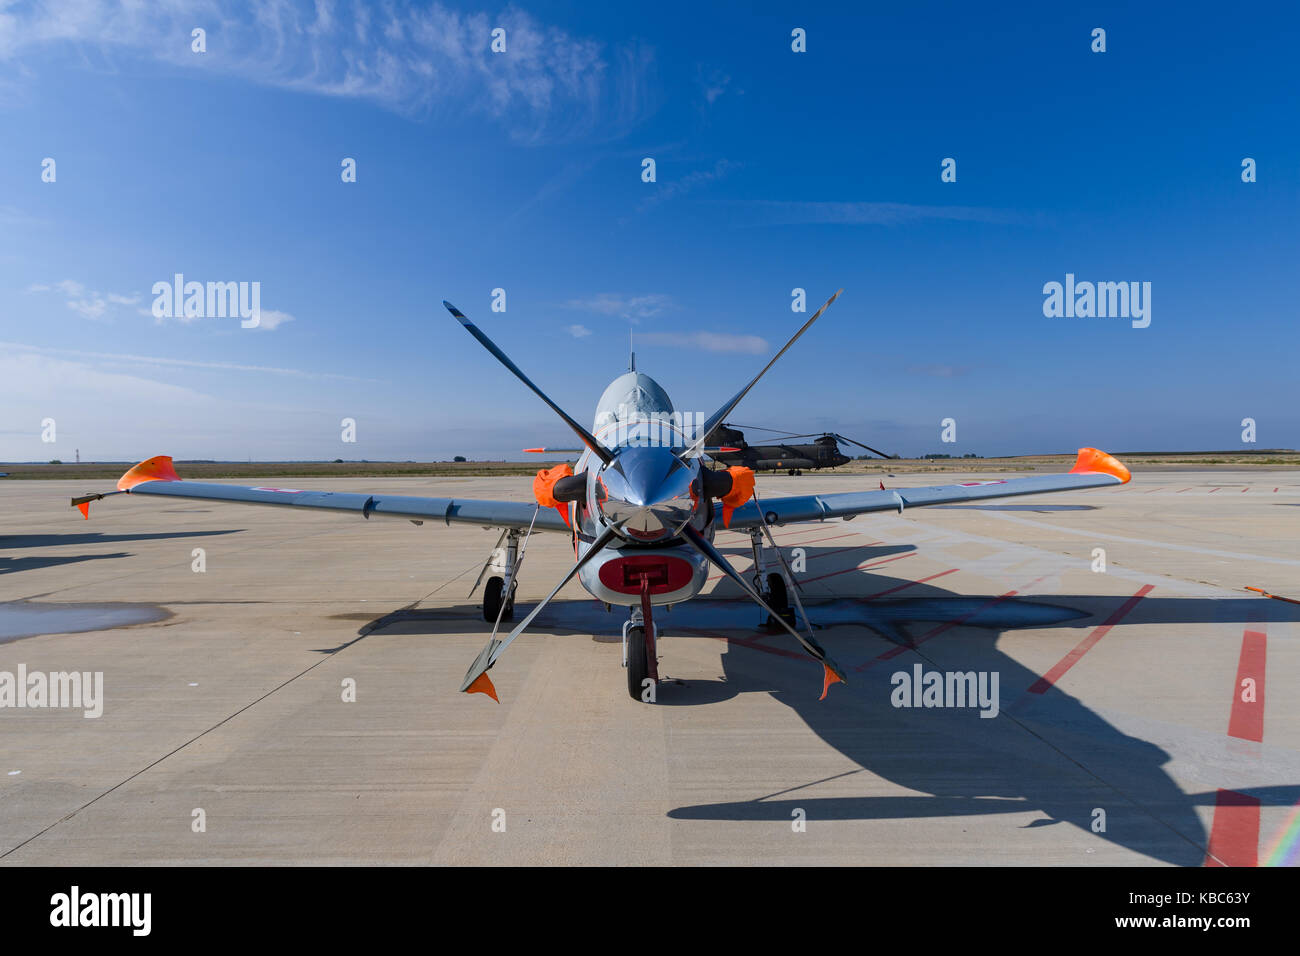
[703,423,896,475]
[71,290,1132,703]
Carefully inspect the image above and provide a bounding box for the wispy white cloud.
[711,200,1032,227]
[907,363,972,379]
[696,65,735,106]
[0,1,656,144]
[253,308,293,331]
[637,158,738,212]
[141,303,295,331]
[637,331,768,354]
[564,293,672,321]
[564,324,591,338]
[0,341,372,382]
[26,278,140,321]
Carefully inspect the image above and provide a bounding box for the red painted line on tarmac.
[1176,487,1192,494]
[786,532,871,548]
[859,569,960,600]
[1227,628,1266,743]
[1144,487,1161,493]
[1204,790,1261,867]
[855,589,1019,673]
[1241,487,1250,493]
[1026,585,1154,694]
[769,527,851,543]
[706,538,883,582]
[1209,487,1222,493]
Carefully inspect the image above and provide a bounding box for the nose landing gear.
[623,574,660,700]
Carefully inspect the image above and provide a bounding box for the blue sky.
[1,1,1296,462]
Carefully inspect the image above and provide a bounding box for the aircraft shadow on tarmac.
[0,530,243,576]
[659,563,1300,865]
[351,541,1300,865]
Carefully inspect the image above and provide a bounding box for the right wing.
[725,447,1131,529]
[71,456,570,532]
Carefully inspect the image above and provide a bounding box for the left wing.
[71,456,571,532]
[725,447,1130,529]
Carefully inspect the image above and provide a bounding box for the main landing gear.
[471,528,520,623]
[749,528,797,629]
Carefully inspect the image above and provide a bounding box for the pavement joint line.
[984,509,1300,568]
[0,558,483,861]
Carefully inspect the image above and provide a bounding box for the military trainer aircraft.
[71,290,1131,703]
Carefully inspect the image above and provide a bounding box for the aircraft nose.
[598,446,698,540]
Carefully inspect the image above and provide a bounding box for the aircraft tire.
[765,573,793,628]
[626,626,649,701]
[483,576,504,622]
[503,579,516,622]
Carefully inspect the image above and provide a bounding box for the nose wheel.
[624,575,660,701]
[625,624,648,698]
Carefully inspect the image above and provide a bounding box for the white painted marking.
[985,511,1300,567]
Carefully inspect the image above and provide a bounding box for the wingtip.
[1069,447,1131,484]
[442,300,467,320]
[117,455,181,491]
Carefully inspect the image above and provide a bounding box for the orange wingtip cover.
[819,664,843,701]
[465,672,499,702]
[77,502,90,520]
[117,455,181,491]
[1069,447,1130,484]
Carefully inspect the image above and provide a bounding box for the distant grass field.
[4,451,1296,481]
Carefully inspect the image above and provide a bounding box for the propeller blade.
[444,301,614,466]
[680,524,847,697]
[684,289,843,458]
[460,524,621,697]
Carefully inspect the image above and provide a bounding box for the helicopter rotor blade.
[831,433,895,459]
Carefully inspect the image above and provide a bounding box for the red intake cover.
[598,554,696,595]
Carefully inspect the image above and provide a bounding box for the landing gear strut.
[749,528,796,629]
[623,575,660,701]
[473,529,520,623]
